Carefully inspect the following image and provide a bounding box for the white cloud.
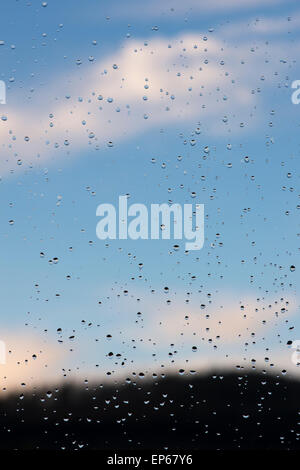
[0,29,295,174]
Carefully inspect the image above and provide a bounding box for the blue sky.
[0,0,300,390]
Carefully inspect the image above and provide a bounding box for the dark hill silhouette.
[0,370,299,450]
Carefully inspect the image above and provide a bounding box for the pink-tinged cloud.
[0,333,64,393]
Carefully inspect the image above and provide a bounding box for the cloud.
[81,289,300,383]
[81,289,299,379]
[0,26,296,174]
[124,292,298,345]
[0,290,298,392]
[0,332,64,393]
[219,10,300,36]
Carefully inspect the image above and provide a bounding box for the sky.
[0,0,300,392]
